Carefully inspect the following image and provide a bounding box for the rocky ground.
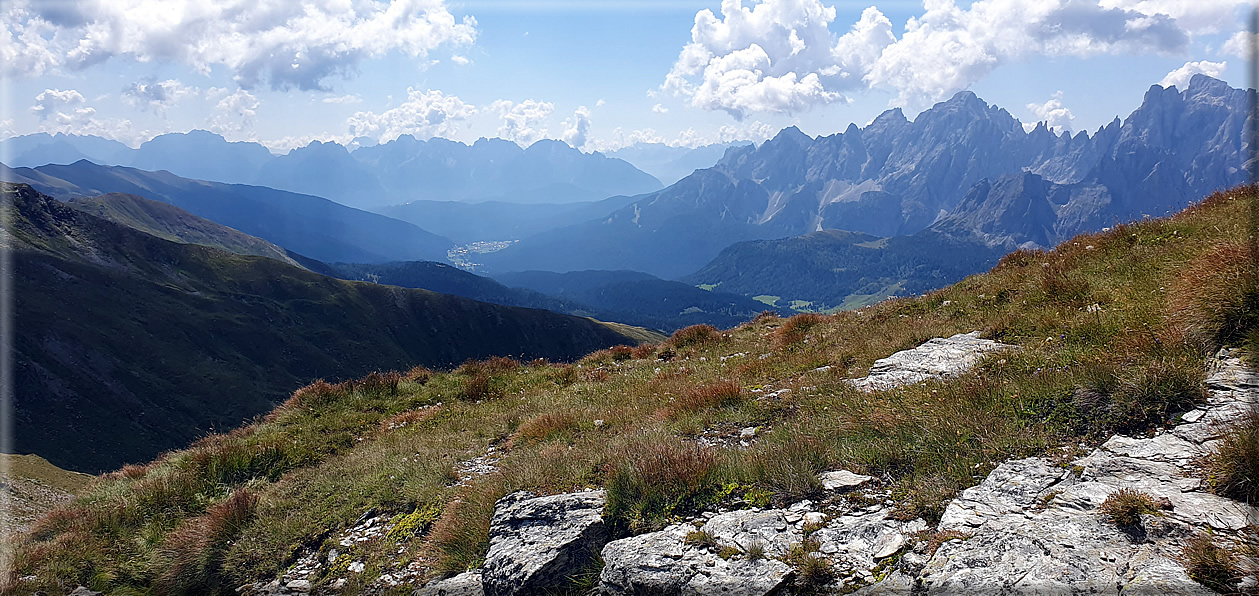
[235,334,1256,595]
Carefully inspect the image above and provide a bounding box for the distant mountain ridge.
[1,132,664,209]
[480,75,1249,277]
[0,160,453,263]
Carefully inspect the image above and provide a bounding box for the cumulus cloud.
[490,99,554,145]
[208,88,260,135]
[1221,30,1252,57]
[562,106,592,148]
[122,79,196,113]
[347,88,476,141]
[1159,59,1227,88]
[28,87,139,142]
[664,0,1217,117]
[451,54,471,65]
[31,88,87,120]
[652,103,669,114]
[1097,0,1243,35]
[866,0,1189,108]
[1024,91,1075,133]
[4,0,477,91]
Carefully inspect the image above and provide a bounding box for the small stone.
[740,427,757,438]
[819,470,875,491]
[332,578,347,589]
[349,561,365,573]
[1181,409,1206,423]
[872,533,905,559]
[803,512,826,526]
[594,419,605,427]
[284,579,312,592]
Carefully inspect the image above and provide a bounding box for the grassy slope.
[7,187,1256,594]
[8,183,646,474]
[65,193,301,267]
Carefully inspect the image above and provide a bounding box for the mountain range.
[0,160,453,263]
[8,182,646,472]
[479,75,1250,279]
[1,131,665,209]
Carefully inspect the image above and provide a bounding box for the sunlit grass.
[7,187,1258,594]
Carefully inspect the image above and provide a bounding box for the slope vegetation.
[7,183,644,473]
[65,193,301,267]
[7,186,1258,593]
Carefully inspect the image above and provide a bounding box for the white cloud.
[121,78,196,113]
[31,88,87,120]
[1024,91,1075,133]
[562,106,592,148]
[5,0,477,91]
[28,87,140,143]
[663,0,881,119]
[664,0,1212,117]
[596,99,606,107]
[1221,30,1252,57]
[451,54,471,65]
[347,88,476,141]
[489,99,554,145]
[652,103,669,114]
[866,0,1190,108]
[209,89,260,136]
[323,94,364,105]
[1159,59,1227,88]
[1097,0,1243,35]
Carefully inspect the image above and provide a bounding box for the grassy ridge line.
[8,183,649,474]
[7,188,1258,593]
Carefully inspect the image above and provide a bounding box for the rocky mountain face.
[605,142,751,186]
[483,75,1249,277]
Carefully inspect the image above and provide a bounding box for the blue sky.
[0,0,1250,153]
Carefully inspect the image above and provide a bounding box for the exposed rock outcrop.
[413,571,484,596]
[849,331,1017,391]
[482,490,609,596]
[860,347,1259,594]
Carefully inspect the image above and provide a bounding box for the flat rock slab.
[413,571,484,596]
[482,490,608,596]
[849,332,1017,392]
[819,470,875,491]
[865,349,1259,595]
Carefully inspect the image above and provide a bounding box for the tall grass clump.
[666,324,722,350]
[604,440,719,535]
[1182,535,1244,593]
[1170,241,1259,350]
[668,380,744,416]
[154,488,259,594]
[1204,410,1259,504]
[774,313,827,346]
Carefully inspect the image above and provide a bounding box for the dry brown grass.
[1170,241,1259,350]
[1205,410,1259,504]
[774,313,828,346]
[667,379,744,416]
[666,324,723,349]
[1182,534,1244,593]
[1099,488,1158,527]
[512,412,580,446]
[604,440,719,534]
